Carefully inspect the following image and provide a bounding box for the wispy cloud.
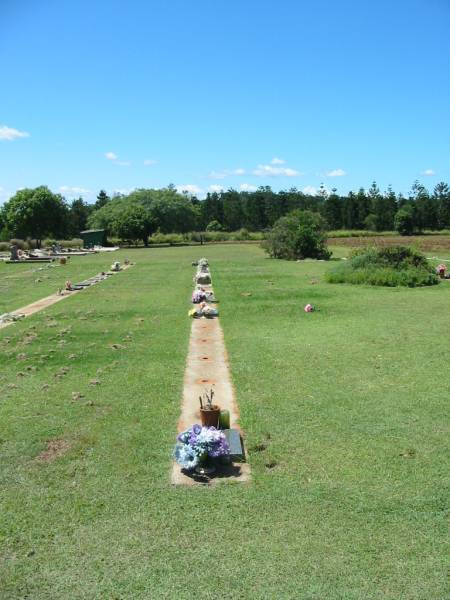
[271,157,285,165]
[326,169,346,177]
[208,168,246,179]
[422,169,436,176]
[59,186,92,197]
[208,184,224,193]
[253,164,299,177]
[144,159,157,166]
[240,183,257,191]
[0,125,30,141]
[176,184,203,195]
[105,151,131,166]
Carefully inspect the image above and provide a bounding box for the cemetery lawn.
[1,245,449,599]
[0,253,122,314]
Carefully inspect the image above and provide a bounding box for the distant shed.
[80,229,107,248]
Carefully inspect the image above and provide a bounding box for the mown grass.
[1,245,449,599]
[0,253,129,314]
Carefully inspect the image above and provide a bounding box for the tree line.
[1,180,450,245]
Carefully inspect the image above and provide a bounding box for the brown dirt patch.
[36,439,70,462]
[328,235,450,252]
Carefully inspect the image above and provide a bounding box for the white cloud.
[208,168,246,179]
[422,169,436,176]
[208,185,224,193]
[59,186,92,197]
[326,168,346,177]
[240,183,257,192]
[105,151,131,166]
[0,125,30,141]
[271,157,285,165]
[253,164,300,177]
[176,184,203,195]
[302,186,318,195]
[144,159,157,165]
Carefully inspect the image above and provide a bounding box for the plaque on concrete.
[224,429,245,462]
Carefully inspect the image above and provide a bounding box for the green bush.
[0,241,10,251]
[262,210,331,260]
[60,238,83,249]
[150,232,184,245]
[10,238,27,250]
[206,220,223,232]
[326,246,439,287]
[395,205,416,235]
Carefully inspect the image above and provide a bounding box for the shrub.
[326,245,439,287]
[42,238,84,249]
[262,210,331,260]
[232,228,250,241]
[10,238,27,250]
[0,241,9,251]
[395,205,416,235]
[150,232,184,245]
[60,238,83,249]
[206,220,223,232]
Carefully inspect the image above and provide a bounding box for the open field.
[329,234,450,252]
[1,245,449,599]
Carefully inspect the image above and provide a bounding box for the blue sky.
[1,0,449,203]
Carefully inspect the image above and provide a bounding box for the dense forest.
[1,180,450,244]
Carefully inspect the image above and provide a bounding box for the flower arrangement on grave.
[192,288,207,303]
[199,387,221,427]
[304,303,314,312]
[188,302,218,318]
[436,263,447,278]
[173,424,230,471]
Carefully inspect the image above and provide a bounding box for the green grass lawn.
[0,245,448,599]
[0,252,131,314]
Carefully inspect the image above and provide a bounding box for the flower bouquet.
[436,263,447,278]
[174,424,230,474]
[192,288,207,303]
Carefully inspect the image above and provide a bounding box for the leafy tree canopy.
[2,186,69,244]
[263,209,331,260]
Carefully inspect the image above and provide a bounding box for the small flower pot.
[200,405,221,428]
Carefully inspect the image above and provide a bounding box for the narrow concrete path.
[171,282,251,485]
[0,264,133,331]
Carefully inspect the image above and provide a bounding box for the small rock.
[89,379,101,386]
